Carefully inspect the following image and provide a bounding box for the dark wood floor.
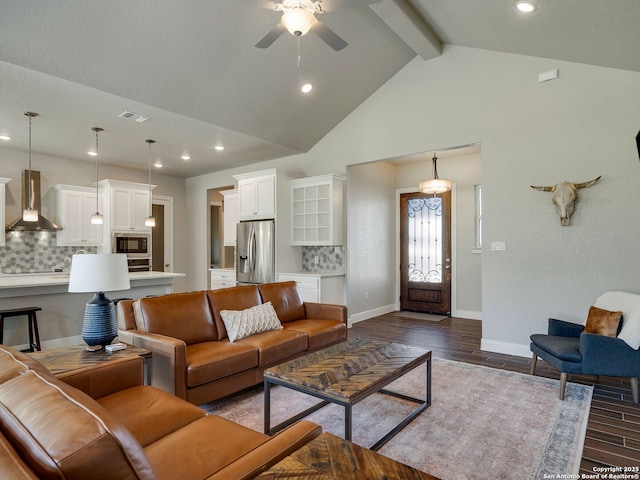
[349,313,640,474]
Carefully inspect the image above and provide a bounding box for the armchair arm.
[548,318,584,337]
[125,330,188,399]
[580,333,640,376]
[209,420,322,480]
[57,356,143,399]
[304,302,348,325]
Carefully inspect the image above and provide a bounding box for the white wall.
[186,45,640,356]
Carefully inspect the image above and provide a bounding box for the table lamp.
[68,253,130,351]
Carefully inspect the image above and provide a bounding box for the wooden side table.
[28,343,152,384]
[259,433,439,479]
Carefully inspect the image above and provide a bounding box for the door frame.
[395,184,458,316]
[152,195,174,272]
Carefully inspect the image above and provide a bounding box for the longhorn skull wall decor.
[530,176,601,226]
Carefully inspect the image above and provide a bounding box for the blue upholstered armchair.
[530,292,640,404]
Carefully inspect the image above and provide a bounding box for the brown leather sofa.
[0,344,321,480]
[117,281,347,405]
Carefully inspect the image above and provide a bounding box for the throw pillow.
[584,305,622,338]
[220,302,283,343]
[594,291,640,349]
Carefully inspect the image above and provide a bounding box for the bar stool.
[0,307,42,352]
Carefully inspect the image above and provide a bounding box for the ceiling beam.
[370,0,442,61]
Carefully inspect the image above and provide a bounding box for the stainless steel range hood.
[6,170,62,232]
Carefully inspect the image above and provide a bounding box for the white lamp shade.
[419,178,452,195]
[68,254,130,293]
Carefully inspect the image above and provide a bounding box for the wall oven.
[113,233,152,272]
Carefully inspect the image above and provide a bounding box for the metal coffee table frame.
[264,344,431,452]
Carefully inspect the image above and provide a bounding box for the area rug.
[392,311,448,321]
[201,358,592,480]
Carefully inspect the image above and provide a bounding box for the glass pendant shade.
[144,216,156,227]
[91,127,104,224]
[22,208,38,222]
[145,139,155,228]
[419,153,451,195]
[91,212,104,225]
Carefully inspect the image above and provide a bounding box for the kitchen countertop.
[0,271,185,289]
[278,271,345,278]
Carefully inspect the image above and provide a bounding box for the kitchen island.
[0,271,184,350]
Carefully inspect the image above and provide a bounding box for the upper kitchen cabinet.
[234,169,276,220]
[53,185,103,246]
[220,189,238,246]
[99,179,152,233]
[290,174,345,246]
[0,178,10,246]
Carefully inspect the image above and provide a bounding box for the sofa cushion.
[0,434,38,479]
[97,385,205,447]
[237,328,308,367]
[136,291,217,345]
[284,319,347,351]
[0,346,53,385]
[207,285,263,341]
[258,281,306,324]
[220,302,283,343]
[186,341,259,387]
[0,371,155,480]
[145,415,269,480]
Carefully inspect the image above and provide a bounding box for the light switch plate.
[491,241,506,251]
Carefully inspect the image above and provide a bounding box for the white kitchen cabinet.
[221,189,238,246]
[290,174,345,246]
[0,178,10,247]
[210,268,237,290]
[234,170,276,220]
[99,180,152,233]
[277,273,345,305]
[53,185,104,246]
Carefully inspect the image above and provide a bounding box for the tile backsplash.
[301,246,344,273]
[0,231,96,273]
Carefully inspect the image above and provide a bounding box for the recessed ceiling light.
[516,1,536,13]
[87,151,97,156]
[214,145,225,151]
[0,135,12,141]
[181,154,191,161]
[154,161,163,168]
[301,83,313,94]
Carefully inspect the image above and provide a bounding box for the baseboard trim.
[481,338,532,358]
[452,309,482,320]
[348,304,396,327]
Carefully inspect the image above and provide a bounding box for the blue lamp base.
[82,292,117,351]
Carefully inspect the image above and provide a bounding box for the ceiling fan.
[251,0,381,51]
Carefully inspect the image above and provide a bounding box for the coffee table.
[264,337,431,451]
[259,432,440,479]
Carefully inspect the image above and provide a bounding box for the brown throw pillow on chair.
[585,306,622,337]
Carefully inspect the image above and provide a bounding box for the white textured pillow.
[594,291,640,349]
[220,302,283,343]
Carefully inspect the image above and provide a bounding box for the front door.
[400,191,452,315]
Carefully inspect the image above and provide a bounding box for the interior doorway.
[151,195,173,272]
[399,191,452,314]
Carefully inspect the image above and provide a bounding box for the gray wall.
[186,45,640,356]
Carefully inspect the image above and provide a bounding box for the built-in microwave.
[113,233,150,258]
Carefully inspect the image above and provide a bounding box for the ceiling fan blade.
[313,0,381,13]
[310,21,348,51]
[255,23,287,48]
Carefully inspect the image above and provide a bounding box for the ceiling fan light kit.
[282,7,317,36]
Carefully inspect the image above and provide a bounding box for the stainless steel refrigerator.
[236,220,275,285]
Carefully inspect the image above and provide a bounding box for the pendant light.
[144,139,156,227]
[419,153,451,195]
[90,127,104,225]
[22,112,39,222]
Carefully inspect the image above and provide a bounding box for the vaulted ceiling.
[1,0,638,177]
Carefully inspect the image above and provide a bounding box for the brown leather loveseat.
[0,344,321,480]
[117,281,347,405]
